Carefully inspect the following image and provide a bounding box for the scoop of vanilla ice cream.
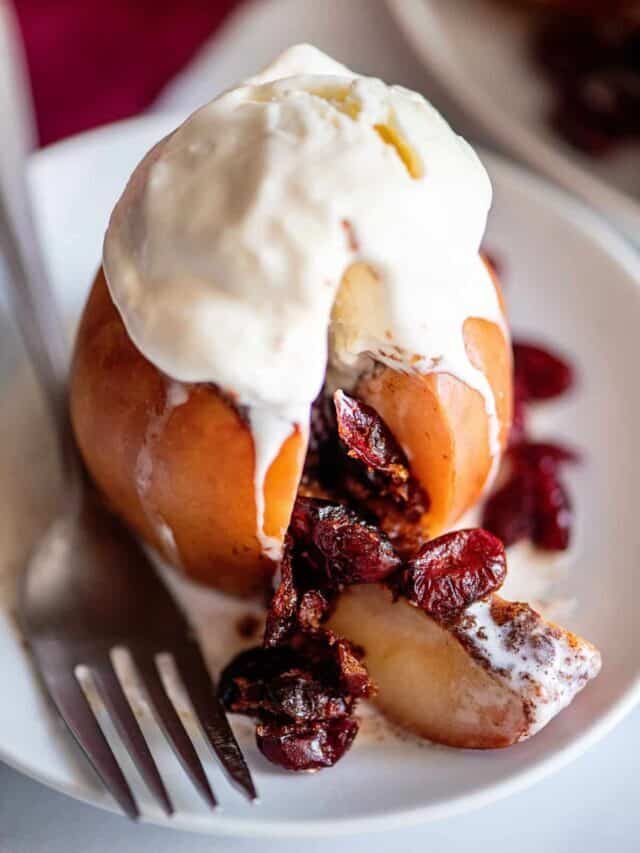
[103,45,501,427]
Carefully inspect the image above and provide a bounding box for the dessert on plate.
[69,44,601,771]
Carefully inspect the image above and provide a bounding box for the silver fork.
[0,5,257,818]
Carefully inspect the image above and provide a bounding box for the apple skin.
[70,269,306,596]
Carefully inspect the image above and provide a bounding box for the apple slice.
[328,585,601,748]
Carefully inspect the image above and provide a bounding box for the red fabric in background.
[11,0,240,146]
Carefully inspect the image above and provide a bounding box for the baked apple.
[70,48,511,595]
[69,44,600,770]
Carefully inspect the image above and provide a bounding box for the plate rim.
[386,0,640,242]
[2,113,640,837]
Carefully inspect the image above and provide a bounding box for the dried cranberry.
[334,390,409,482]
[265,672,349,722]
[532,468,573,551]
[482,471,536,548]
[290,497,401,586]
[218,646,305,711]
[302,390,430,555]
[342,472,430,557]
[483,442,576,552]
[222,635,365,771]
[297,590,330,631]
[333,637,371,698]
[256,717,358,772]
[264,536,299,648]
[219,642,363,721]
[511,441,580,472]
[402,529,507,621]
[333,390,430,511]
[333,391,430,550]
[510,376,529,447]
[513,341,574,401]
[286,632,373,700]
[503,337,577,553]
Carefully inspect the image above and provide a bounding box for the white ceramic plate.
[1,115,639,838]
[387,0,640,243]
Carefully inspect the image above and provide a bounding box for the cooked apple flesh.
[328,585,601,749]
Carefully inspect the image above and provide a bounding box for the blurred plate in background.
[387,0,640,242]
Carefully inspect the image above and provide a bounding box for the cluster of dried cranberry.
[219,636,365,772]
[221,392,507,772]
[482,341,578,551]
[303,388,431,557]
[532,10,640,156]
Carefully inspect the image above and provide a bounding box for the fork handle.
[0,5,79,482]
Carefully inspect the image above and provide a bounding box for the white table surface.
[2,0,639,849]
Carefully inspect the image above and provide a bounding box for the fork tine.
[91,661,173,817]
[176,644,258,802]
[39,667,139,819]
[132,653,217,810]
